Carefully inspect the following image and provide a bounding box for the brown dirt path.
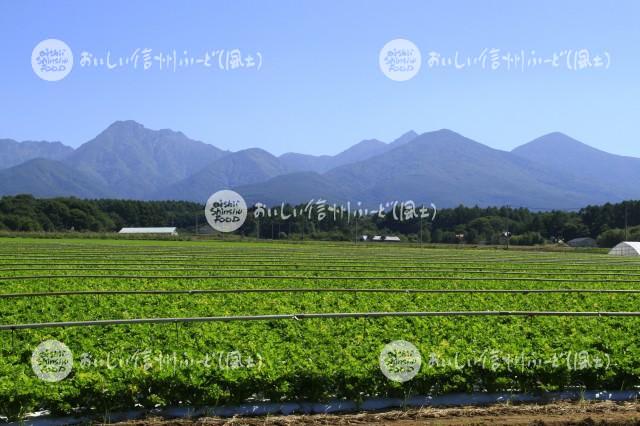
[107,401,640,425]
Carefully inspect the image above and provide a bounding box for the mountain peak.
[390,130,418,146]
[435,128,460,136]
[332,138,387,165]
[236,147,276,158]
[408,129,469,145]
[102,121,195,142]
[352,138,385,148]
[529,132,580,144]
[106,120,145,131]
[512,132,596,155]
[95,120,149,141]
[66,120,227,199]
[541,131,571,139]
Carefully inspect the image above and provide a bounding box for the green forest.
[1,194,639,247]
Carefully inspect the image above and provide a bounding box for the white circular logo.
[31,39,74,82]
[205,189,247,233]
[31,339,73,382]
[379,340,422,382]
[379,38,421,82]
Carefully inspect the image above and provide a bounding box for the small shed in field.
[119,227,178,236]
[567,237,598,248]
[609,241,640,256]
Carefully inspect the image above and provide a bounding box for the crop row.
[0,238,639,420]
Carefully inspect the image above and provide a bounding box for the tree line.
[1,194,639,247]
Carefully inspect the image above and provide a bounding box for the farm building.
[567,237,598,248]
[370,235,400,242]
[608,241,640,256]
[119,227,178,236]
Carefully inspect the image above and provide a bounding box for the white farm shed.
[608,241,640,256]
[119,227,178,236]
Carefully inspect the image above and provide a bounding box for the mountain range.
[0,120,637,209]
[0,139,73,169]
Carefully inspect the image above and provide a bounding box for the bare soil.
[106,401,640,425]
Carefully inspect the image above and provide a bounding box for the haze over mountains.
[0,120,637,209]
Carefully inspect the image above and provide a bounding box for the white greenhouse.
[608,241,640,256]
[119,227,178,236]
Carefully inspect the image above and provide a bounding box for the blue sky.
[0,0,638,156]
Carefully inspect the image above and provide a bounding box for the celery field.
[1,237,639,419]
